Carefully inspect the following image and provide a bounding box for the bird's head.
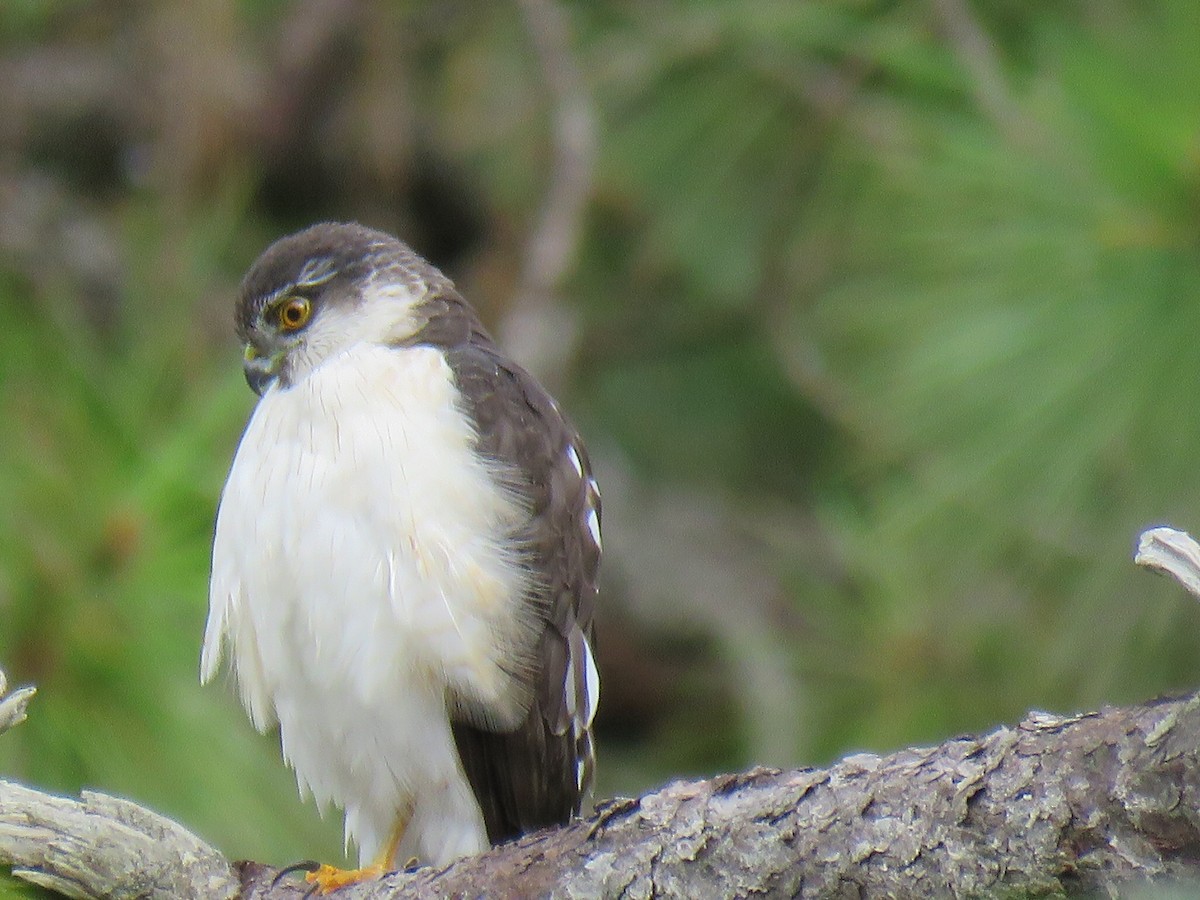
[235,222,456,395]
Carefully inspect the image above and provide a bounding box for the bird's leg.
[304,816,409,893]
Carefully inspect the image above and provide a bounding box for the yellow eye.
[278,296,311,331]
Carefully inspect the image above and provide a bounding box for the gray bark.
[6,691,1200,898]
[0,781,239,899]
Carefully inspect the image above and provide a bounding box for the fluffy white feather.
[204,342,535,866]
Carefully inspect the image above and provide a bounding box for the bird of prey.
[201,222,600,883]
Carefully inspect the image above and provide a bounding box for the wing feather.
[401,291,601,843]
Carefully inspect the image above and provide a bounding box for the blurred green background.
[2,0,1199,875]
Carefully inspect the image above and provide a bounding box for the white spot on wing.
[563,654,578,727]
[566,443,583,478]
[585,506,601,552]
[564,629,600,742]
[581,634,600,730]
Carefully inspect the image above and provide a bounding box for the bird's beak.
[242,344,282,396]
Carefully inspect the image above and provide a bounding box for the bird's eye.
[278,297,312,332]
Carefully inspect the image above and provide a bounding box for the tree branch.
[1136,526,1200,601]
[4,529,1200,897]
[6,690,1200,897]
[0,670,238,899]
[0,671,34,738]
[929,0,1026,139]
[0,781,240,900]
[500,0,596,388]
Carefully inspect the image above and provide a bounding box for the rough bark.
[0,781,240,900]
[5,693,1200,898]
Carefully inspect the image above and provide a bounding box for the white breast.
[203,344,533,865]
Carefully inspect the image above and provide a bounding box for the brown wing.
[403,291,601,844]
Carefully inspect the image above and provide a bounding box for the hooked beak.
[242,344,282,396]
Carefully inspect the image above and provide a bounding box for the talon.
[304,863,386,894]
[272,860,321,887]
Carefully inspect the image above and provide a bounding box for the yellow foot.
[304,863,385,894]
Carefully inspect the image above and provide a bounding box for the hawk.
[201,223,600,881]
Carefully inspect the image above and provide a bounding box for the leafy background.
[1,0,1199,884]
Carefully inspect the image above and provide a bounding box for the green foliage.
[802,0,1200,745]
[0,870,50,900]
[569,0,1200,759]
[0,1,81,43]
